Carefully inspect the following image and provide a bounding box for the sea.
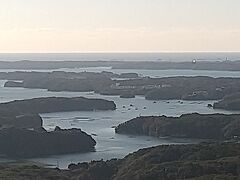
[0,52,240,62]
[0,52,240,168]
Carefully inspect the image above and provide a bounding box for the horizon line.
[0,51,240,54]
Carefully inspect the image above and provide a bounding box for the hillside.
[0,142,240,180]
[115,113,240,140]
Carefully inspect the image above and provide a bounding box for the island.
[213,92,240,110]
[115,113,240,140]
[0,126,96,158]
[0,97,116,129]
[3,71,240,101]
[119,93,135,98]
[1,71,139,92]
[0,96,116,115]
[0,97,116,157]
[0,114,42,129]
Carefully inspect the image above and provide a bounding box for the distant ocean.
[0,52,240,62]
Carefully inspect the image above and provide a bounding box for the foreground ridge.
[0,142,239,180]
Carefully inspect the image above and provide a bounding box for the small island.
[119,93,135,98]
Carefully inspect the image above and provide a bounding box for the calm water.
[0,79,238,168]
[0,52,240,62]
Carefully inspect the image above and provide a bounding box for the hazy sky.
[0,0,240,53]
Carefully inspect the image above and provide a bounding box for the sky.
[0,0,240,53]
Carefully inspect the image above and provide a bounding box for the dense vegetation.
[214,92,240,110]
[0,97,116,115]
[112,142,240,180]
[0,142,239,180]
[0,127,96,158]
[1,65,240,179]
[116,113,240,140]
[2,71,135,92]
[0,97,115,130]
[3,71,240,100]
[0,97,115,157]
